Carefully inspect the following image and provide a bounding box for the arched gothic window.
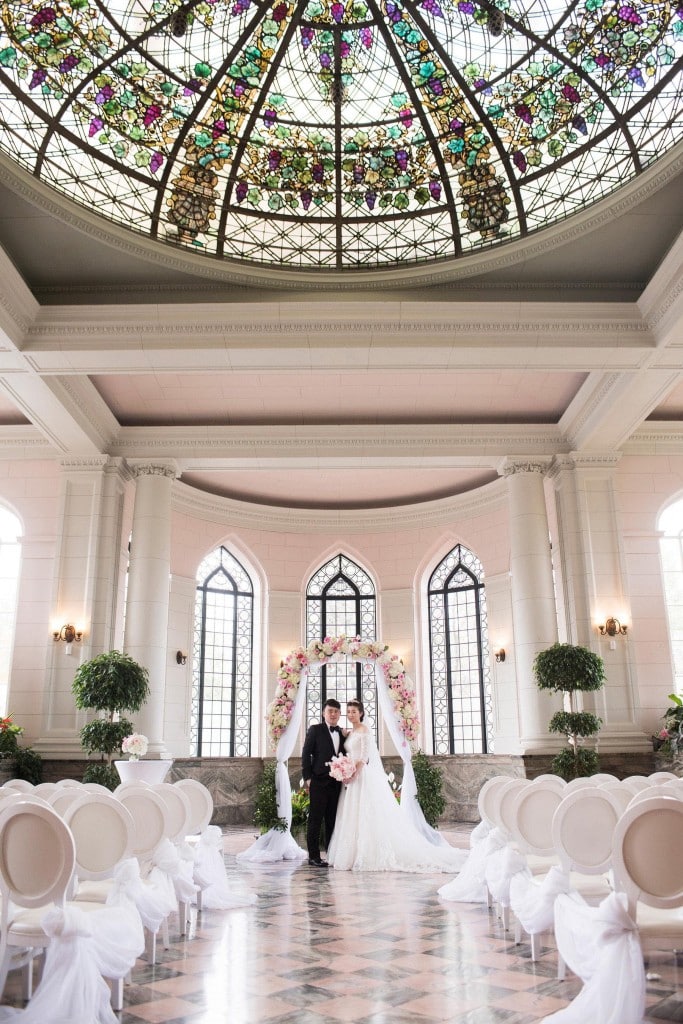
[306,554,376,735]
[0,507,21,715]
[428,544,493,754]
[191,545,254,756]
[659,498,683,695]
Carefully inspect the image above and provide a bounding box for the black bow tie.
[329,726,340,733]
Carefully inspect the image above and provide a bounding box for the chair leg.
[145,928,157,965]
[530,932,540,962]
[514,919,522,945]
[196,889,203,914]
[20,956,33,1001]
[558,951,566,981]
[178,900,189,936]
[110,977,124,1012]
[162,917,170,950]
[501,905,510,932]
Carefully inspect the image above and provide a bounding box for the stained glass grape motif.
[0,0,681,270]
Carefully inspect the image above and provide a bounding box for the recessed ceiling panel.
[91,368,586,425]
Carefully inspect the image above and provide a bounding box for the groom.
[301,698,345,867]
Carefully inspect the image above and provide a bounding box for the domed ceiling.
[0,0,681,274]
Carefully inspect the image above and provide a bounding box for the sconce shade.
[176,650,188,665]
[495,649,505,663]
[599,617,628,637]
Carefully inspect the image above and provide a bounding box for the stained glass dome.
[0,0,681,272]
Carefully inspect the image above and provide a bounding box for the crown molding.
[171,476,508,533]
[624,423,683,453]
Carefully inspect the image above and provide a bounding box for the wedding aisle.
[4,826,681,1024]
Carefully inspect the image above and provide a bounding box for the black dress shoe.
[308,857,329,867]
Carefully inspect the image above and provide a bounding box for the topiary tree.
[72,650,150,790]
[533,642,606,781]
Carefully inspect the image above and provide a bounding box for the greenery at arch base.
[253,750,446,834]
[533,642,606,781]
[72,650,150,790]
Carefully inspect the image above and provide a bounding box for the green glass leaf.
[194,131,212,148]
[0,48,17,68]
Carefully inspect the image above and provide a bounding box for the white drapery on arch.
[237,654,448,864]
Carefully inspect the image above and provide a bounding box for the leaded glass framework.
[0,1,681,271]
[428,543,493,754]
[191,545,254,756]
[306,553,377,734]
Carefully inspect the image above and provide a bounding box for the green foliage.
[253,761,287,834]
[548,711,602,738]
[72,650,150,767]
[291,786,310,831]
[72,650,150,713]
[80,717,134,757]
[551,746,600,782]
[82,762,120,791]
[533,643,605,694]
[0,716,23,757]
[412,750,446,828]
[13,745,43,785]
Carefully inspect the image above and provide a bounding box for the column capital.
[128,460,179,481]
[498,457,552,478]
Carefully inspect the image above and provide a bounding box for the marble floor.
[5,826,683,1023]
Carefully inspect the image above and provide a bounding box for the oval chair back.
[114,785,170,861]
[551,785,623,874]
[510,776,565,857]
[63,792,135,880]
[151,783,192,844]
[174,779,213,835]
[478,776,514,828]
[0,800,75,910]
[54,779,82,789]
[46,788,83,817]
[563,776,599,794]
[597,781,633,815]
[626,784,683,809]
[1,780,33,793]
[496,779,530,837]
[621,776,650,795]
[33,782,58,798]
[612,796,683,918]
[648,771,679,783]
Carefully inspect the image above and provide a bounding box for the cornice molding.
[171,477,508,533]
[548,453,622,479]
[624,424,683,453]
[59,456,111,473]
[1,139,682,292]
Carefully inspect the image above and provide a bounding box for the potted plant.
[533,642,606,781]
[652,694,683,768]
[0,715,42,784]
[72,650,150,790]
[412,751,446,827]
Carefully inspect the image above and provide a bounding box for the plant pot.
[114,759,172,784]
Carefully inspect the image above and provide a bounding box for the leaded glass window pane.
[191,546,253,756]
[429,544,493,754]
[306,554,377,735]
[0,1,680,271]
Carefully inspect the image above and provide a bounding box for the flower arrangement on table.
[121,732,148,761]
[328,753,356,784]
[265,635,420,752]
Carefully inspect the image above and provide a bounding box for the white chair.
[1,779,33,793]
[54,778,82,789]
[622,776,651,794]
[551,786,623,978]
[175,778,214,838]
[563,776,601,794]
[478,776,516,829]
[591,773,618,784]
[33,782,58,797]
[627,784,683,807]
[46,788,84,816]
[648,771,679,783]
[612,796,683,964]
[0,799,76,1000]
[151,783,196,934]
[597,780,633,815]
[64,792,138,1010]
[114,784,174,962]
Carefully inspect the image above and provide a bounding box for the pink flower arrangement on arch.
[266,635,420,751]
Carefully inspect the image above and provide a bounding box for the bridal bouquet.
[121,732,148,760]
[328,754,356,784]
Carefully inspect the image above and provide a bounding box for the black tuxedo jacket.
[302,722,346,781]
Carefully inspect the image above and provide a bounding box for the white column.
[124,461,177,755]
[37,456,128,756]
[501,458,560,752]
[549,453,649,751]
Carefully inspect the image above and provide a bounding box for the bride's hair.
[347,699,365,721]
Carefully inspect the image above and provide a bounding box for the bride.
[327,699,464,872]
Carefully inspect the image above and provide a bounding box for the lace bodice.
[346,728,370,764]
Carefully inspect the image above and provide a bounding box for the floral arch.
[239,635,444,864]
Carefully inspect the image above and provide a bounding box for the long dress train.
[327,727,465,872]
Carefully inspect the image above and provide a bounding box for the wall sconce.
[53,624,83,654]
[599,617,628,637]
[176,650,188,665]
[495,649,505,663]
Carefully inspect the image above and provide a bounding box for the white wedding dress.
[327,727,464,872]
